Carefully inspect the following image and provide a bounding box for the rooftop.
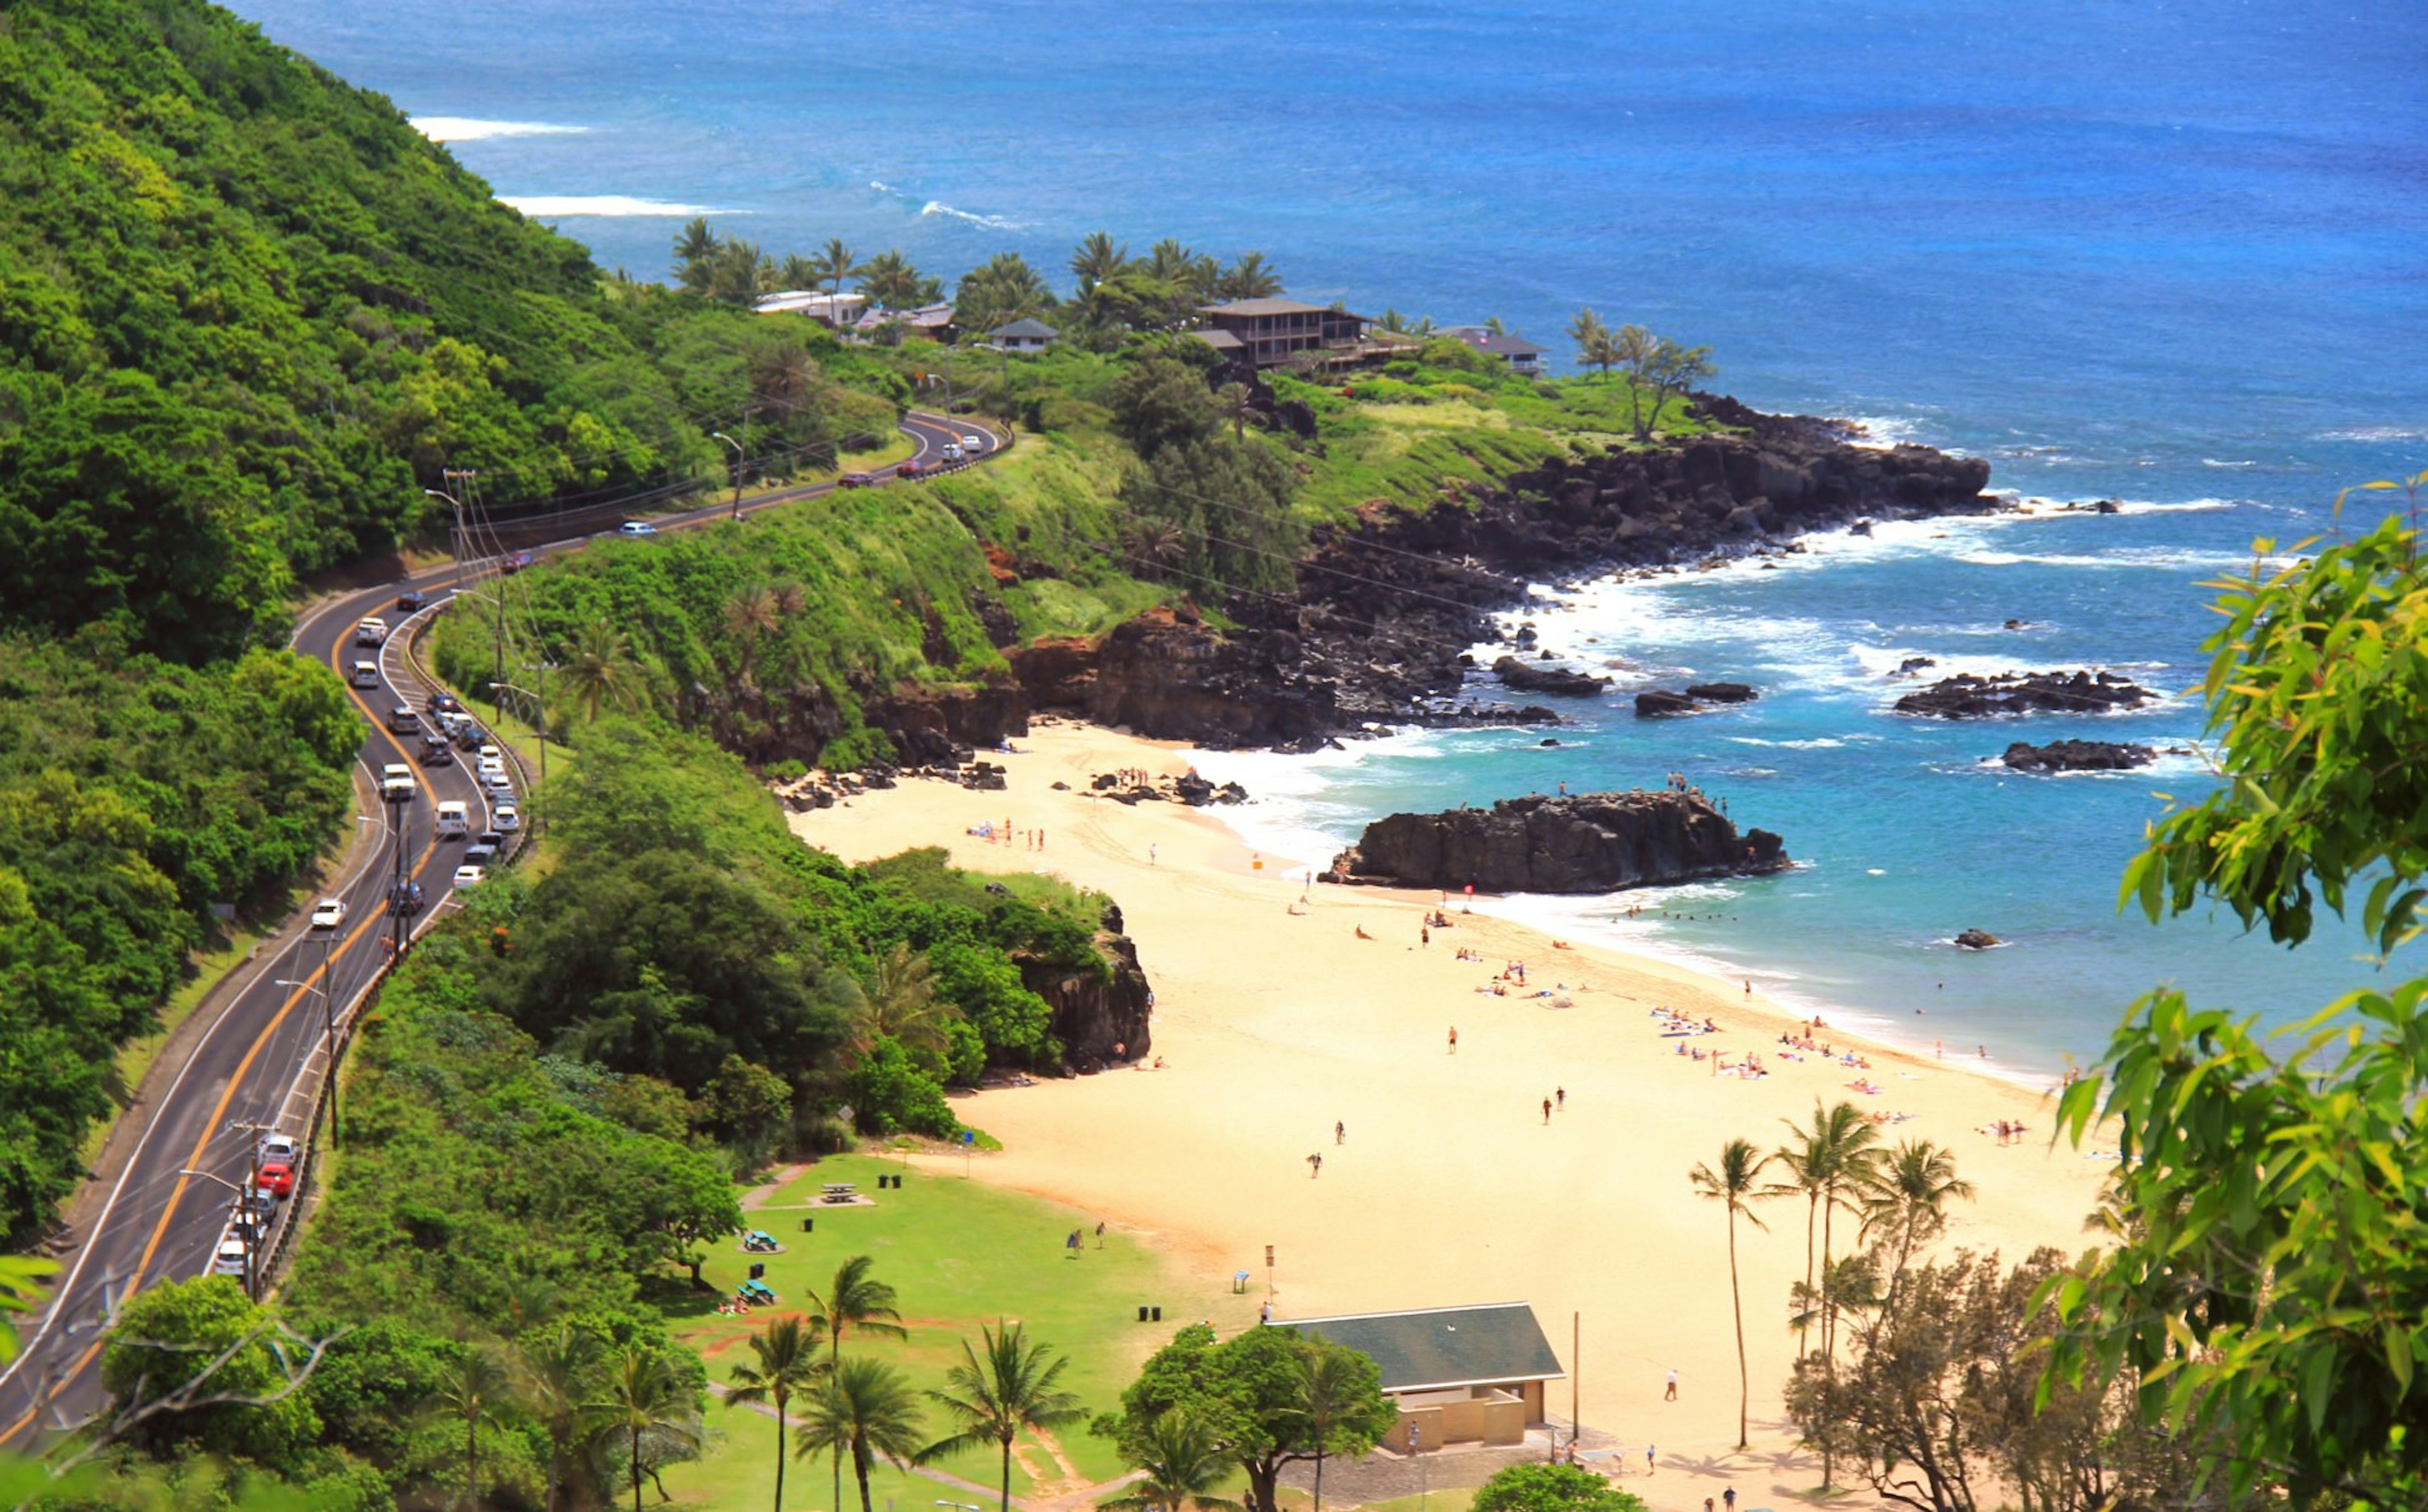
[1275,1302,1564,1393]
[990,317,1059,339]
[1440,326,1547,357]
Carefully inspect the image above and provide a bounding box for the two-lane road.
[0,411,1000,1446]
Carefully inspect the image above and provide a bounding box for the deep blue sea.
[237,0,2428,1076]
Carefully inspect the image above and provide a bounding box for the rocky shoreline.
[1001,397,2002,752]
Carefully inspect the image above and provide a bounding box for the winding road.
[0,411,993,1448]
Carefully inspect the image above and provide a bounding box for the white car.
[211,1235,250,1277]
[355,618,388,645]
[477,744,503,765]
[494,803,520,832]
[380,763,415,802]
[940,443,964,461]
[452,865,486,888]
[261,1133,299,1164]
[961,434,984,450]
[482,770,515,798]
[477,758,506,781]
[308,899,346,931]
[617,521,658,537]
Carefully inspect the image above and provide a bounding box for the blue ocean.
[236,0,2428,1075]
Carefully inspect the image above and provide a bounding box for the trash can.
[802,1217,814,1233]
[1151,1306,1163,1322]
[749,1262,765,1280]
[1137,1306,1150,1322]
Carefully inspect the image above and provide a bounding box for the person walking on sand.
[1308,1152,1323,1178]
[1724,1488,1736,1512]
[1335,1120,1345,1145]
[1065,1229,1081,1256]
[1665,1369,1677,1401]
[1646,1445,1655,1476]
[1448,1027,1458,1054]
[1149,843,1158,866]
[1542,1097,1553,1124]
[1421,925,1430,947]
[1555,1086,1566,1111]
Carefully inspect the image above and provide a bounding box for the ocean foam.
[502,195,727,217]
[2318,426,2428,444]
[412,117,588,142]
[920,200,1026,231]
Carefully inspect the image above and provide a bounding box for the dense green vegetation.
[0,631,357,1243]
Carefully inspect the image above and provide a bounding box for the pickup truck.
[379,763,415,802]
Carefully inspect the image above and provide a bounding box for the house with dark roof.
[1276,1302,1563,1451]
[855,303,957,343]
[1195,298,1369,369]
[986,317,1058,353]
[1438,326,1547,376]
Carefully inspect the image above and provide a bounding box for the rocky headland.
[1999,739,2156,772]
[1894,669,2156,719]
[1007,399,2001,750]
[1328,790,1789,894]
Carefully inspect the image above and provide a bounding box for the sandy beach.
[794,719,2110,1512]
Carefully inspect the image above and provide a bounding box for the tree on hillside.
[557,617,647,722]
[517,1320,602,1512]
[797,1356,928,1512]
[859,249,940,310]
[957,252,1057,334]
[1070,230,1132,295]
[858,942,963,1057]
[675,217,720,276]
[2047,477,2428,1508]
[1145,239,1220,300]
[1690,1137,1772,1449]
[921,1320,1087,1512]
[587,1346,701,1512]
[811,238,866,312]
[1469,1462,1648,1512]
[1100,1408,1242,1512]
[1375,308,1435,337]
[1567,308,1614,379]
[1645,336,1717,434]
[1105,1324,1392,1512]
[725,1315,830,1512]
[429,1340,515,1511]
[1215,252,1283,302]
[1111,356,1223,459]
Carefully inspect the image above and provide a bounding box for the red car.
[258,1161,296,1198]
[836,472,876,489]
[895,460,928,479]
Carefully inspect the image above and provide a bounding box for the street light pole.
[178,1168,261,1301]
[276,935,340,1146]
[711,427,747,520]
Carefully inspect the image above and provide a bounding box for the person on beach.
[1645,1445,1655,1475]
[1665,1369,1677,1400]
[1421,925,1430,947]
[1308,1152,1323,1178]
[1095,1221,1107,1247]
[1724,1489,1736,1512]
[1065,1229,1081,1256]
[1448,1027,1459,1053]
[1542,1097,1553,1124]
[1555,1087,1566,1110]
[1335,1120,1345,1145]
[1149,843,1158,865]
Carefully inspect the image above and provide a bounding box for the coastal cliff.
[1330,790,1789,894]
[1012,405,1997,749]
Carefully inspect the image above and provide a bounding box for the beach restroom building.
[1278,1302,1564,1451]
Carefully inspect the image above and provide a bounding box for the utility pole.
[384,770,414,962]
[712,422,747,521]
[223,1120,278,1301]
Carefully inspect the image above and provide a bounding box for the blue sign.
[961,1129,975,1145]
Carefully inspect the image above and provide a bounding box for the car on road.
[388,705,420,735]
[962,434,985,450]
[211,1236,250,1277]
[355,618,388,645]
[309,899,346,931]
[481,771,515,798]
[940,443,964,461]
[462,843,498,869]
[896,460,928,479]
[261,1134,299,1164]
[389,879,424,915]
[230,1190,275,1224]
[452,864,487,889]
[494,803,520,832]
[396,590,427,613]
[616,521,659,537]
[837,472,876,489]
[380,763,415,802]
[427,689,462,715]
[419,737,455,767]
[500,551,534,574]
[258,1161,296,1198]
[351,660,382,688]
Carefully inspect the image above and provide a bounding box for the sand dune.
[794,719,2109,1512]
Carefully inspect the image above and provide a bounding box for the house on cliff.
[1194,297,1370,369]
[753,289,868,328]
[985,317,1058,353]
[1438,325,1547,376]
[1273,1302,1564,1451]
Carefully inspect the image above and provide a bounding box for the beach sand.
[794,719,2109,1512]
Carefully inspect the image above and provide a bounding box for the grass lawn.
[655,1152,1259,1512]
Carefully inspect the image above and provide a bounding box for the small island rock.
[1332,790,1788,894]
[2001,740,2155,773]
[1895,669,2156,719]
[1954,928,2002,949]
[1493,655,1610,697]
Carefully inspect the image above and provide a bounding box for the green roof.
[1277,1303,1563,1392]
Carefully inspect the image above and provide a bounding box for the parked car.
[257,1162,296,1198]
[616,521,658,537]
[211,1236,250,1277]
[355,618,388,645]
[837,472,876,489]
[494,803,520,832]
[452,865,487,889]
[308,899,346,932]
[896,460,928,479]
[396,590,427,613]
[261,1134,299,1164]
[475,829,505,851]
[477,744,503,765]
[229,1190,275,1224]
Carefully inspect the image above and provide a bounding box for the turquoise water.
[235,0,2428,1073]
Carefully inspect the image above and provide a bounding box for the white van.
[350,661,380,688]
[379,763,415,802]
[434,801,469,839]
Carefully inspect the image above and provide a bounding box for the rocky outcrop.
[1686,682,1758,704]
[1492,656,1609,696]
[1634,690,1703,717]
[1954,929,2002,949]
[2001,740,2155,773]
[1331,790,1788,894]
[1023,921,1152,1066]
[1894,670,2156,719]
[861,678,1027,764]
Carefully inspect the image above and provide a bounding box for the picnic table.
[820,1182,857,1204]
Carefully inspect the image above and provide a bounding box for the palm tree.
[1567,308,1610,377]
[1100,1408,1242,1512]
[727,1315,830,1512]
[1069,231,1130,295]
[859,249,932,311]
[1774,1100,1884,1488]
[919,1320,1086,1512]
[433,1341,513,1511]
[1214,383,1257,442]
[859,943,962,1056]
[589,1346,702,1512]
[795,1357,928,1512]
[675,217,720,286]
[1215,252,1283,302]
[810,1255,909,1512]
[1284,1344,1368,1512]
[812,238,865,311]
[1609,324,1659,436]
[518,1322,600,1512]
[776,253,824,291]
[1861,1139,1977,1303]
[1767,1117,1829,1361]
[1145,238,1202,288]
[1689,1138,1772,1450]
[558,617,644,722]
[725,585,781,686]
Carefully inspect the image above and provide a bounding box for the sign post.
[961,1126,975,1178]
[1265,1243,1275,1300]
